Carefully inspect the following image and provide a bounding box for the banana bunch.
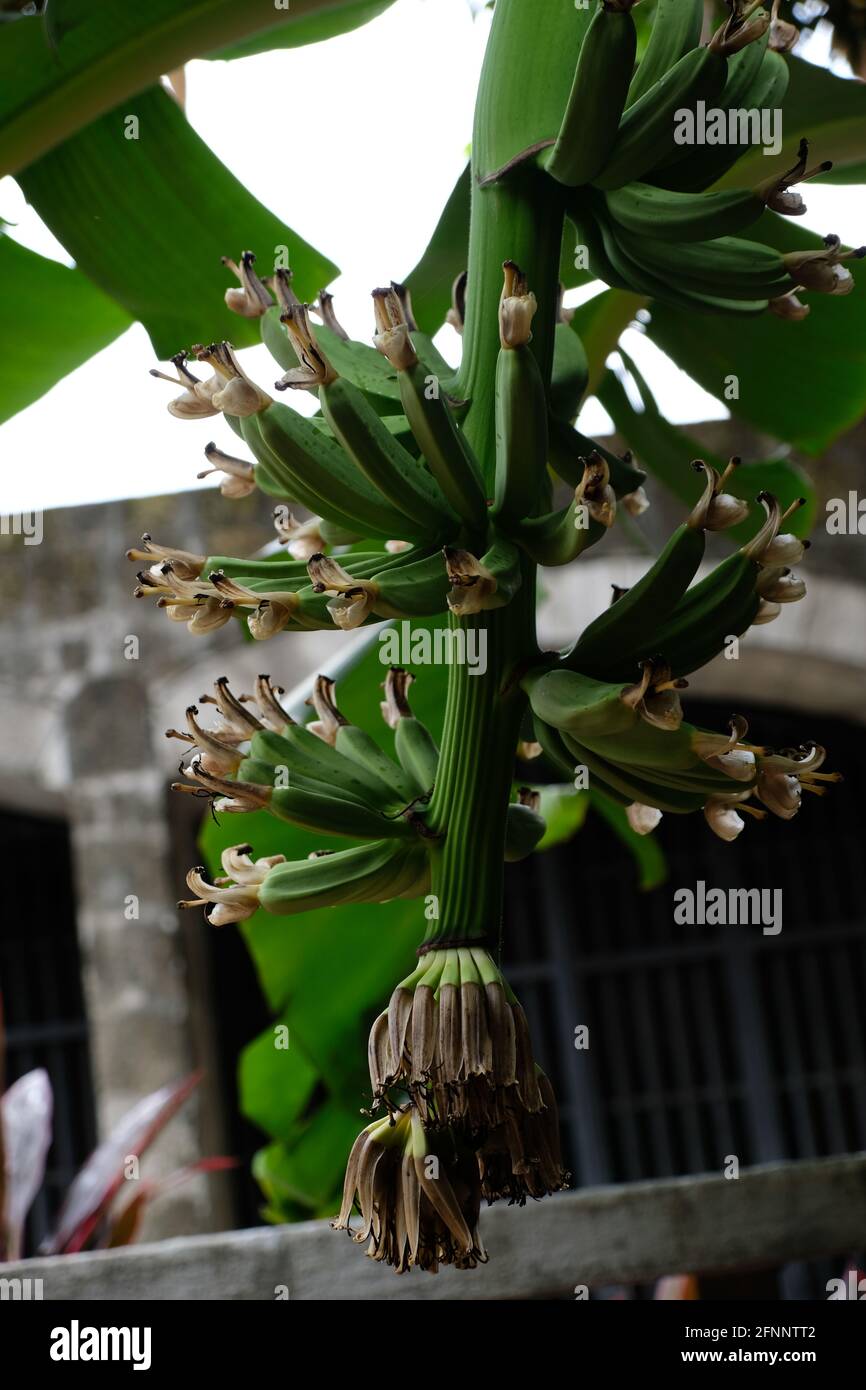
[543,0,863,318]
[135,183,845,1271]
[173,669,552,930]
[524,480,840,840]
[136,256,649,646]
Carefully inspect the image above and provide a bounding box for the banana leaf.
[18,86,337,358]
[0,0,400,174]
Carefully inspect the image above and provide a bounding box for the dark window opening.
[503,699,866,1299]
[0,806,97,1255]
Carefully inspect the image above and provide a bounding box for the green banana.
[380,667,440,799]
[522,666,645,737]
[236,760,411,840]
[574,716,752,783]
[654,44,786,194]
[571,204,634,293]
[247,730,391,809]
[394,716,440,798]
[244,406,417,542]
[504,794,547,862]
[586,547,763,683]
[370,548,452,619]
[493,323,549,524]
[319,518,364,547]
[319,375,457,534]
[603,181,769,243]
[335,726,420,807]
[392,357,487,531]
[565,507,707,675]
[445,538,523,616]
[511,491,605,566]
[251,724,410,813]
[259,838,429,916]
[626,0,704,107]
[593,40,729,190]
[592,201,770,314]
[548,417,646,498]
[616,228,793,300]
[563,733,706,813]
[545,0,638,188]
[531,713,588,784]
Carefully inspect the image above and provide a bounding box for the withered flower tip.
[126,535,205,580]
[193,342,272,416]
[768,0,799,53]
[305,674,349,746]
[198,442,256,499]
[314,289,350,341]
[269,266,300,312]
[627,659,686,731]
[783,235,865,296]
[150,352,220,420]
[380,666,415,730]
[274,510,326,560]
[306,554,378,630]
[499,260,537,349]
[372,286,418,371]
[622,484,650,518]
[177,861,261,926]
[444,547,497,616]
[769,292,810,321]
[626,802,663,835]
[576,451,616,529]
[688,458,749,532]
[759,138,830,217]
[222,251,273,318]
[333,1106,486,1273]
[275,304,338,390]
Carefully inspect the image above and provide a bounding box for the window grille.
[0,807,96,1254]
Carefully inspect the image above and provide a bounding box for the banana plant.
[127,0,858,1274]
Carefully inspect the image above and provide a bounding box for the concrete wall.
[0,485,347,1241]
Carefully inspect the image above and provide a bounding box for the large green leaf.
[596,352,816,542]
[570,286,646,395]
[719,54,866,189]
[0,0,400,175]
[210,0,395,60]
[252,1101,362,1215]
[239,1015,319,1142]
[0,231,130,424]
[404,163,470,335]
[644,215,866,454]
[17,85,337,358]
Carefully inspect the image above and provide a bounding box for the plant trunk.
[424,0,569,952]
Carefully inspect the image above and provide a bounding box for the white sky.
[0,2,859,514]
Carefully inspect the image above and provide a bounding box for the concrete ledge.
[5,1152,865,1301]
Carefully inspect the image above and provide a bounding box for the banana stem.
[424,570,536,948]
[424,0,573,951]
